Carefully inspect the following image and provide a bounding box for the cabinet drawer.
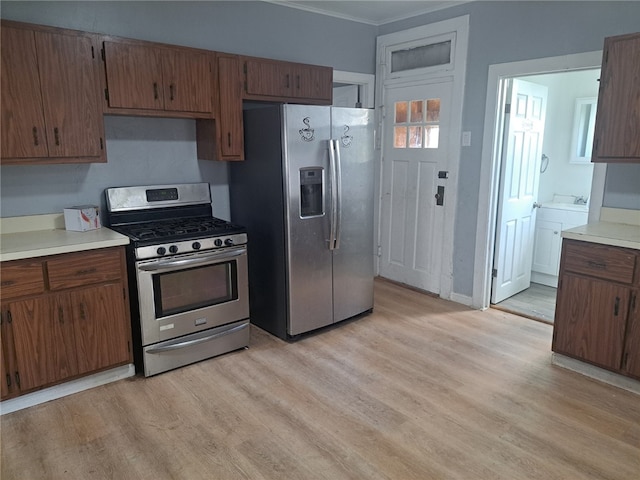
[562,240,636,284]
[0,260,45,298]
[47,248,122,290]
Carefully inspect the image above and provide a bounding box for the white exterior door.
[491,79,548,303]
[379,81,452,294]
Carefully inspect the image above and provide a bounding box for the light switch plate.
[462,131,471,146]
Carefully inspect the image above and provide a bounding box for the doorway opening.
[471,50,608,318]
[490,68,600,323]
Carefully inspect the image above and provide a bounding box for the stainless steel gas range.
[105,183,249,377]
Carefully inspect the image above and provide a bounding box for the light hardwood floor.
[2,278,639,480]
[493,282,557,324]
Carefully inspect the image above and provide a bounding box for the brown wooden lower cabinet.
[0,247,132,400]
[552,239,639,380]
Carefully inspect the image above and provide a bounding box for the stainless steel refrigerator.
[229,104,375,339]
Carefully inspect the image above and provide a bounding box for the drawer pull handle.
[587,260,606,269]
[14,372,20,387]
[169,83,175,101]
[614,297,620,316]
[32,126,39,146]
[58,306,64,324]
[1,280,15,287]
[76,268,97,275]
[54,127,60,146]
[79,303,87,320]
[6,373,11,388]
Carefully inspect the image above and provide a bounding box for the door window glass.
[394,98,441,149]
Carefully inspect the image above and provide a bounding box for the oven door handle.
[146,322,249,353]
[138,248,246,272]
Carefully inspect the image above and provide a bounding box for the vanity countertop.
[0,214,129,262]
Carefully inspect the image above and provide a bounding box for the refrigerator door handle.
[334,139,343,250]
[328,139,338,250]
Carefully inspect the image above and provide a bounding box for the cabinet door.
[9,296,79,392]
[71,283,130,374]
[1,332,9,399]
[592,33,640,162]
[103,41,164,110]
[532,220,562,276]
[35,31,103,158]
[162,50,213,113]
[1,311,16,399]
[0,26,49,159]
[218,55,244,158]
[622,292,640,378]
[553,273,629,370]
[292,65,333,101]
[245,58,291,97]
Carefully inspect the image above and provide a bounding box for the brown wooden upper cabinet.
[243,57,333,103]
[196,54,244,161]
[1,21,105,165]
[592,31,640,163]
[102,39,214,116]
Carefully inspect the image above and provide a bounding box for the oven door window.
[152,261,238,318]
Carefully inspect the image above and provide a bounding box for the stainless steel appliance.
[105,183,250,376]
[229,105,375,339]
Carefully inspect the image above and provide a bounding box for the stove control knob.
[214,239,223,247]
[156,246,167,256]
[169,245,179,254]
[225,238,234,246]
[192,241,201,250]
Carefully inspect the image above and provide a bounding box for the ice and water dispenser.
[300,168,323,217]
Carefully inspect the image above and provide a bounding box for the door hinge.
[492,268,497,278]
[505,103,511,114]
[377,245,382,256]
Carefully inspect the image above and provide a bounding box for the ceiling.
[265,1,470,25]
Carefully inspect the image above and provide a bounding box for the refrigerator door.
[283,104,334,336]
[331,107,375,322]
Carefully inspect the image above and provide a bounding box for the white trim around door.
[472,51,606,310]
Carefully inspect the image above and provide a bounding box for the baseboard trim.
[0,364,136,415]
[551,353,640,395]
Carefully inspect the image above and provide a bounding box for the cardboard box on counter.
[63,205,101,231]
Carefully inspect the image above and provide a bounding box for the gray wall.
[2,1,639,299]
[380,1,640,296]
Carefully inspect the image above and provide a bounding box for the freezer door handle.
[334,139,343,250]
[328,139,339,250]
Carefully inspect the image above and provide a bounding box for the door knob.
[533,202,542,209]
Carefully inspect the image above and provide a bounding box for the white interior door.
[379,81,452,294]
[491,79,548,304]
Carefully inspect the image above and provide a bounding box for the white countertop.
[0,214,129,262]
[562,221,640,250]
